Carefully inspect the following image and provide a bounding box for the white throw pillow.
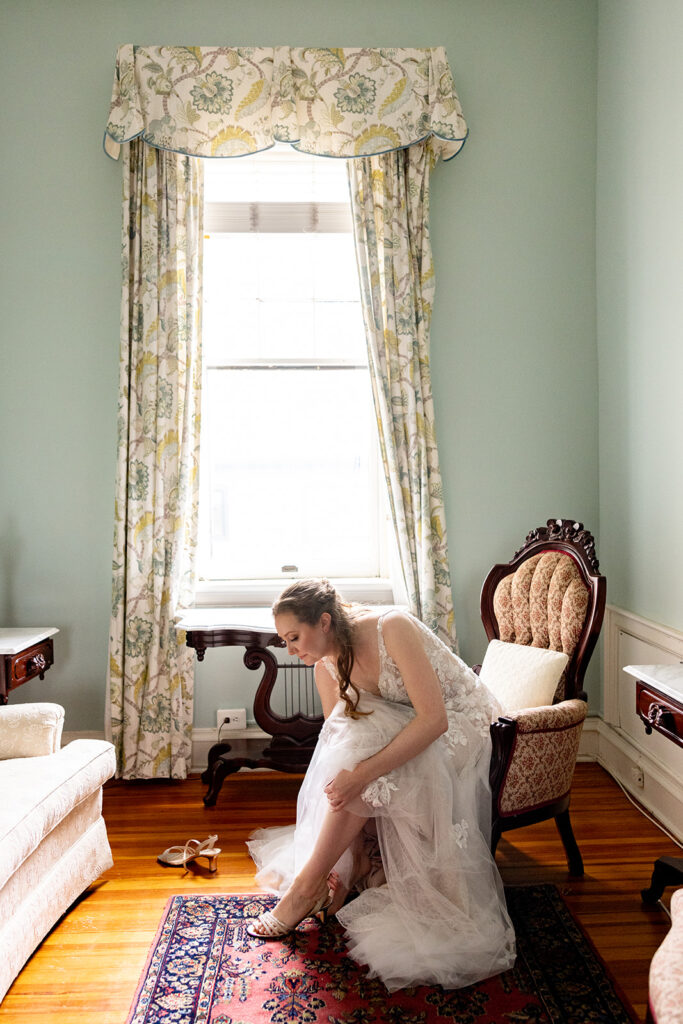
[479,639,569,714]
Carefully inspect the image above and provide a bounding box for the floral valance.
[104,45,468,161]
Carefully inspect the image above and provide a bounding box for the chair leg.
[490,819,502,856]
[555,808,584,876]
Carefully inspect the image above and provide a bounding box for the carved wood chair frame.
[481,518,607,874]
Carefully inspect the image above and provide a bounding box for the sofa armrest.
[0,703,65,759]
[649,889,683,1024]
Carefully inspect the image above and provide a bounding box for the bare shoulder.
[380,609,423,648]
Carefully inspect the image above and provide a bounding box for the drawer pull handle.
[646,702,675,732]
[27,653,47,678]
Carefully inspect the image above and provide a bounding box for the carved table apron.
[177,611,323,806]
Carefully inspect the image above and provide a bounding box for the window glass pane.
[199,148,389,588]
[204,145,350,204]
[258,301,316,358]
[256,235,314,302]
[314,303,367,362]
[204,233,366,364]
[313,234,362,301]
[198,368,380,579]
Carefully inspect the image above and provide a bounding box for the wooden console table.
[623,663,683,904]
[176,609,323,806]
[0,628,59,705]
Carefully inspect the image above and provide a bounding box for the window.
[196,146,394,605]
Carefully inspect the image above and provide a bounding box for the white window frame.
[195,150,396,608]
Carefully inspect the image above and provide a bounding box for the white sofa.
[0,702,116,1003]
[649,888,683,1024]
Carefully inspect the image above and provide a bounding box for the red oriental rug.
[126,885,638,1024]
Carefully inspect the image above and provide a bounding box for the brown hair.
[272,578,370,719]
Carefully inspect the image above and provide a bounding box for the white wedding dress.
[247,612,516,992]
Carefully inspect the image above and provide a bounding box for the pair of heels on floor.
[157,835,221,872]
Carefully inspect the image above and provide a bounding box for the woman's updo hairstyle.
[272,578,369,719]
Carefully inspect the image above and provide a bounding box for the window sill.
[193,577,395,608]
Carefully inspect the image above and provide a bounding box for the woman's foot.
[247,877,331,939]
[327,848,372,915]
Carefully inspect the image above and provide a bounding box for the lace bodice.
[376,612,498,740]
[322,611,499,743]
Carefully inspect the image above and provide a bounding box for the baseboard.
[577,716,600,761]
[62,727,270,778]
[590,718,683,842]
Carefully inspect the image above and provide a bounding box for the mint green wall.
[0,0,599,730]
[597,0,683,635]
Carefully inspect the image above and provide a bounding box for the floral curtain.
[348,142,457,648]
[107,139,203,779]
[104,46,467,162]
[104,46,466,774]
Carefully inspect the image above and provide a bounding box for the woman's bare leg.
[265,808,369,929]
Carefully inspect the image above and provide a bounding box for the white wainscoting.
[587,604,683,842]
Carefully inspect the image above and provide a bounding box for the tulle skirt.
[247,690,516,992]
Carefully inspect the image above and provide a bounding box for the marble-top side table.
[0,627,59,704]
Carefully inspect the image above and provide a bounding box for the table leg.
[641,856,683,905]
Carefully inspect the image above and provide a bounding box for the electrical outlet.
[630,764,645,788]
[217,708,247,732]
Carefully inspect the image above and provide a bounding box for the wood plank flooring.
[1,763,680,1022]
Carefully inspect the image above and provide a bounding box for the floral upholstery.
[649,888,683,1024]
[497,699,587,815]
[493,552,590,701]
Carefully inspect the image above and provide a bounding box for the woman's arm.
[314,660,341,719]
[324,611,449,811]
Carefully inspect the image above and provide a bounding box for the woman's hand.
[324,768,365,812]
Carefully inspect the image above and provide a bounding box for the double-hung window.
[196,146,394,605]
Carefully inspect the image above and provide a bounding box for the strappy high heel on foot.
[327,847,373,916]
[246,887,331,940]
[157,835,221,872]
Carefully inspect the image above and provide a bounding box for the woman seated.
[247,578,516,992]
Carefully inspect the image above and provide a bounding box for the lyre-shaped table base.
[180,616,323,806]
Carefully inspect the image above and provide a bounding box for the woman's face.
[274,611,333,665]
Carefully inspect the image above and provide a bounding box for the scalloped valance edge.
[104,44,468,162]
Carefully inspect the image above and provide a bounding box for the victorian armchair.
[481,519,606,875]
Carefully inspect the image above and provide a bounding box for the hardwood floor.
[1,763,680,1022]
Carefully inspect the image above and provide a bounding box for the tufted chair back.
[481,519,605,704]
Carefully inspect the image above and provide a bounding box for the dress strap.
[321,655,340,683]
[376,610,392,664]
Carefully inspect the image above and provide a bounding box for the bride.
[246,578,516,992]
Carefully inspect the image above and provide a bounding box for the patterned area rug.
[127,885,637,1024]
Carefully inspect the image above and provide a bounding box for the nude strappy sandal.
[157,835,221,872]
[246,888,331,940]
